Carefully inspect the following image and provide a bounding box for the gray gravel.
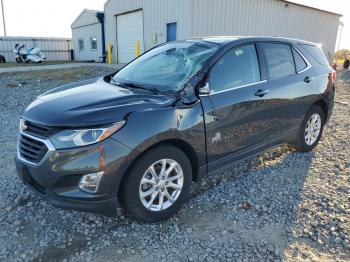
[0,67,349,261]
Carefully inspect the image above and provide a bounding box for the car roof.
[191,36,318,47]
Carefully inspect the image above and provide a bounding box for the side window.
[262,43,295,79]
[91,37,98,50]
[209,44,260,92]
[292,48,307,72]
[78,39,84,50]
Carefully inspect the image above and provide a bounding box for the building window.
[91,37,98,50]
[78,39,84,50]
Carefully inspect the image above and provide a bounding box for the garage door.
[117,10,144,63]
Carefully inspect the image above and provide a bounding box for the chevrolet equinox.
[15,37,335,222]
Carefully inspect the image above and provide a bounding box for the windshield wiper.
[110,80,159,94]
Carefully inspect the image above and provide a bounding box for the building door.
[167,22,177,42]
[117,10,144,63]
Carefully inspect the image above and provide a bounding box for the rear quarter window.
[292,48,308,72]
[299,44,329,66]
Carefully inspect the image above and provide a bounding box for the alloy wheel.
[139,159,184,212]
[304,113,322,146]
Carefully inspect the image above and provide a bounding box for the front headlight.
[50,121,125,149]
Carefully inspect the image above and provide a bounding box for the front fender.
[111,101,206,176]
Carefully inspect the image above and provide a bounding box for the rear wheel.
[294,105,324,152]
[120,145,192,222]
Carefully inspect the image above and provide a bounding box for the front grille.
[24,121,58,138]
[19,135,48,164]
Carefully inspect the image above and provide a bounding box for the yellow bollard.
[136,40,140,57]
[107,43,113,64]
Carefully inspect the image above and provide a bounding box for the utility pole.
[337,21,344,51]
[1,0,6,36]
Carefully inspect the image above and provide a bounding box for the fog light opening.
[78,171,104,193]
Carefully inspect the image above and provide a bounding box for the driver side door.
[200,43,281,170]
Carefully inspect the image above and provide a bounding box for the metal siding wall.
[191,0,340,56]
[104,0,192,63]
[104,0,142,63]
[103,0,340,63]
[72,23,102,61]
[71,11,100,29]
[0,37,72,62]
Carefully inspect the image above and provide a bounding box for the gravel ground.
[0,61,72,68]
[0,67,349,261]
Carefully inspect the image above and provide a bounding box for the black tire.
[0,55,5,63]
[120,145,192,222]
[294,105,325,152]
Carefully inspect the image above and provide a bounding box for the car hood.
[22,77,177,127]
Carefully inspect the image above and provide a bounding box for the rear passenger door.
[257,42,317,138]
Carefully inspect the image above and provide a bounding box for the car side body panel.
[111,101,207,181]
[199,38,334,173]
[294,43,335,121]
[111,37,335,181]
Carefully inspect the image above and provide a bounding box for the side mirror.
[198,82,211,95]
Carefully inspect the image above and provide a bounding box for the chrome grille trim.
[17,131,55,167]
[21,120,59,138]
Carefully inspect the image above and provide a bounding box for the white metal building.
[71,9,105,62]
[103,0,342,64]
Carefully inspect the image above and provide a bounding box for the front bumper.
[15,136,131,216]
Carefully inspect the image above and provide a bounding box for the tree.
[334,49,350,60]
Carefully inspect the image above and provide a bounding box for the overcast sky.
[0,0,349,50]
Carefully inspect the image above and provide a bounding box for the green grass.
[334,59,345,65]
[0,60,76,68]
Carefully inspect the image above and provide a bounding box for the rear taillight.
[332,71,336,81]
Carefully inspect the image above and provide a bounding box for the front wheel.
[294,105,325,152]
[120,145,192,222]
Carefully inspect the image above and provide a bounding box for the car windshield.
[112,41,219,91]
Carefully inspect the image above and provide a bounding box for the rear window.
[299,44,329,66]
[261,43,295,79]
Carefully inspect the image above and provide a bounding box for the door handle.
[254,89,269,97]
[304,76,314,83]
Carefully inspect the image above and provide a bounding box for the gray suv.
[15,36,335,222]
